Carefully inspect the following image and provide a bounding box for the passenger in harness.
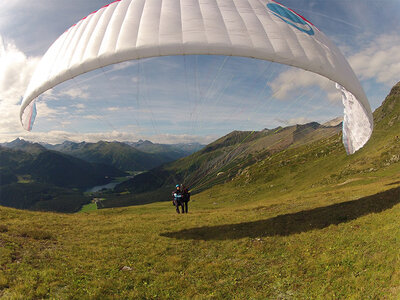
[172,184,184,214]
[181,185,190,213]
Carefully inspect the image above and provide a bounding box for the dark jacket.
[182,188,190,202]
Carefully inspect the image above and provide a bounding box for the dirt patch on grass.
[0,225,8,233]
[19,229,53,240]
[336,178,363,186]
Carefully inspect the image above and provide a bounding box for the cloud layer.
[0,36,39,135]
[349,34,400,87]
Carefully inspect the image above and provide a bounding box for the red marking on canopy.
[271,0,319,30]
[65,0,122,32]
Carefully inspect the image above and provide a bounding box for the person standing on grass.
[172,184,184,214]
[181,185,190,213]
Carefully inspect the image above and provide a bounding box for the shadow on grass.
[160,187,400,240]
[386,180,400,186]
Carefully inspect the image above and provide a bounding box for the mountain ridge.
[110,120,343,205]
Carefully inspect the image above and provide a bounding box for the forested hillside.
[0,145,124,212]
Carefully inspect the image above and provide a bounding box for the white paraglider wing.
[20,0,373,154]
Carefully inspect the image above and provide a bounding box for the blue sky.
[0,0,399,144]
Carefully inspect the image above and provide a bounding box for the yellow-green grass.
[0,166,399,299]
[16,175,33,184]
[79,203,98,213]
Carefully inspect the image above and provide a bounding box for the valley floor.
[0,165,399,299]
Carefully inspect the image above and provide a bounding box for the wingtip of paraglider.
[20,99,37,132]
[336,83,374,155]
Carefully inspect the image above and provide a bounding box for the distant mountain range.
[125,140,204,161]
[43,140,170,172]
[1,138,46,154]
[41,140,203,171]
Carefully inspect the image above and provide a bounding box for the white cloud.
[41,89,57,101]
[0,36,40,135]
[267,68,339,102]
[72,103,85,109]
[111,61,138,72]
[276,117,314,126]
[150,133,217,145]
[59,86,90,100]
[83,115,100,120]
[0,102,21,134]
[35,101,61,119]
[0,36,40,105]
[107,106,122,112]
[348,34,400,87]
[41,85,90,101]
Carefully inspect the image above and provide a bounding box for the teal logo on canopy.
[267,2,314,36]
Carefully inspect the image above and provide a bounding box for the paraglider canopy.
[20,0,373,154]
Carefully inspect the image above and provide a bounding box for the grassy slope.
[0,83,399,298]
[0,172,399,299]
